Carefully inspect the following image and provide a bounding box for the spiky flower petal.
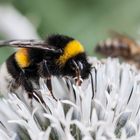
[0,58,140,140]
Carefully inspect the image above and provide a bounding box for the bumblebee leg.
[90,67,97,99]
[40,60,57,101]
[24,80,45,104]
[19,71,45,104]
[44,78,57,101]
[32,90,45,105]
[90,72,94,99]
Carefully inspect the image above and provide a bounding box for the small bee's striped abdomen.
[95,38,131,58]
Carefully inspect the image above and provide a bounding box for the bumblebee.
[95,31,140,68]
[0,35,91,101]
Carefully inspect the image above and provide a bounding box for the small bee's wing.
[109,30,138,46]
[109,30,127,38]
[0,39,62,53]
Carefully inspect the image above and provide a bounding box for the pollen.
[57,40,84,65]
[15,48,30,68]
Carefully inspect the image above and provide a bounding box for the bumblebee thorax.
[57,40,84,65]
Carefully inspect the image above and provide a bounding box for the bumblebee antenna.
[0,39,62,53]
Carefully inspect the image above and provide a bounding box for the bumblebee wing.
[0,39,62,53]
[109,30,138,46]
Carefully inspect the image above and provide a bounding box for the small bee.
[0,35,91,101]
[95,31,140,68]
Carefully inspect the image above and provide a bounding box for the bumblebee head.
[46,34,92,80]
[62,53,92,80]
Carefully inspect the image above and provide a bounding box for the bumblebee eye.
[72,61,83,73]
[78,61,83,70]
[72,60,78,70]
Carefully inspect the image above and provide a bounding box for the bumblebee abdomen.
[15,48,30,68]
[0,53,40,96]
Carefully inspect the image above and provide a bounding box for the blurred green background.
[0,0,140,63]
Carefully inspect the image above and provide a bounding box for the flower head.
[0,58,140,140]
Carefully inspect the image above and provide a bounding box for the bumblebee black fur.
[0,34,91,100]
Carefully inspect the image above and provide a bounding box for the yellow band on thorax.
[57,40,84,65]
[15,48,30,68]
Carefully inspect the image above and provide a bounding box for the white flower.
[0,57,140,140]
